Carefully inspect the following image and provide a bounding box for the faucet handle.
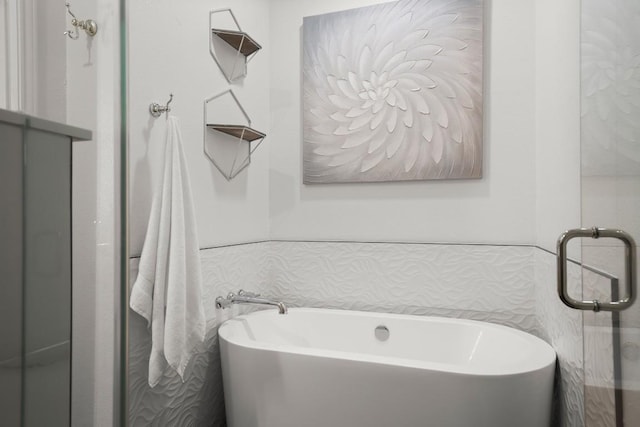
[238,289,261,298]
[215,296,231,309]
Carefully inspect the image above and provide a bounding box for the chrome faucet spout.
[216,291,288,314]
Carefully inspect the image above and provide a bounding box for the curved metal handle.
[557,227,636,311]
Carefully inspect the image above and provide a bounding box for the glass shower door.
[581,0,640,425]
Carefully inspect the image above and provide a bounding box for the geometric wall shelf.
[206,125,265,142]
[209,9,261,83]
[211,29,261,56]
[203,90,266,180]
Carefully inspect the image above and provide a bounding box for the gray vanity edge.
[0,108,92,141]
[0,109,28,126]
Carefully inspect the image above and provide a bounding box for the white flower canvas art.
[303,0,483,183]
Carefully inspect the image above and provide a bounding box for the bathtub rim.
[218,307,557,377]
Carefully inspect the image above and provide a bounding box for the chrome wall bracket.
[557,227,636,311]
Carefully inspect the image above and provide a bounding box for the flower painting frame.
[302,0,483,183]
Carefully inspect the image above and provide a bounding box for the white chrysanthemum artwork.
[303,0,483,183]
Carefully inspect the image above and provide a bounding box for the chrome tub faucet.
[216,290,288,314]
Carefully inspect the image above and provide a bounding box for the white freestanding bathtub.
[218,308,556,427]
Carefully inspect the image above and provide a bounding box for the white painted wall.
[2,0,25,111]
[66,6,97,424]
[18,0,67,122]
[34,0,67,122]
[268,0,537,244]
[128,0,271,256]
[534,0,581,253]
[65,1,121,426]
[0,1,6,107]
[126,0,581,248]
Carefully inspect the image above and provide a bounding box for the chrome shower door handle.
[557,227,636,311]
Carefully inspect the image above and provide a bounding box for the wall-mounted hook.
[149,94,174,118]
[64,2,98,40]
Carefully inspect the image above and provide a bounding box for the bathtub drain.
[375,325,390,341]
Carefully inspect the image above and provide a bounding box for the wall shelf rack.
[206,124,265,142]
[211,29,261,57]
[203,90,266,181]
[209,9,261,82]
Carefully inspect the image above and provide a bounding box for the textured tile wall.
[534,249,585,427]
[129,242,587,427]
[265,241,538,332]
[129,243,268,427]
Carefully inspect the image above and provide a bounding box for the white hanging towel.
[130,116,206,387]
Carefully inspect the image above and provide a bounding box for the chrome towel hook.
[64,2,98,39]
[149,94,174,118]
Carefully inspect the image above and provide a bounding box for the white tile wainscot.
[128,241,587,427]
